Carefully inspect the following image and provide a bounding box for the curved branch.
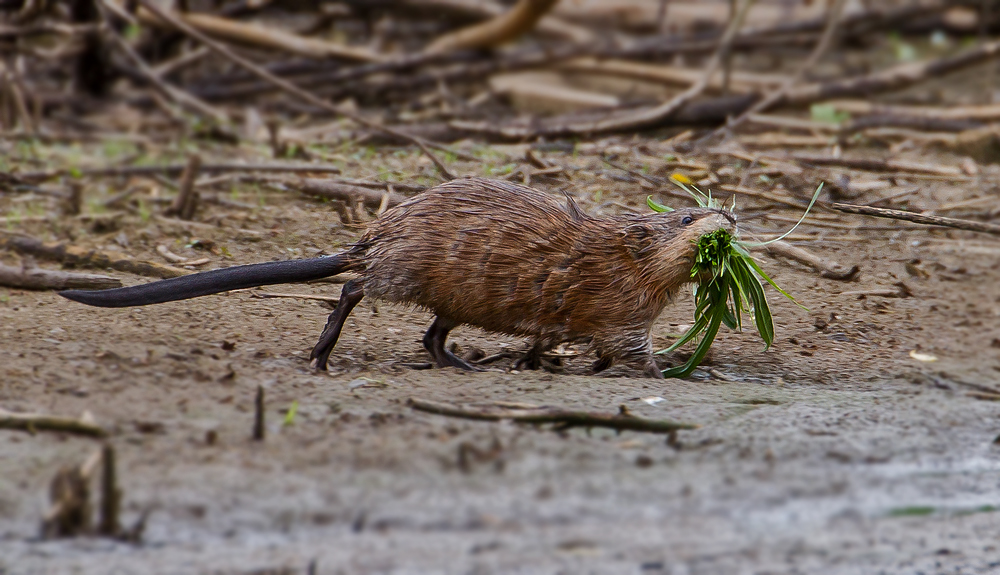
[425,0,561,54]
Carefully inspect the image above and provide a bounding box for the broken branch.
[828,203,1000,236]
[425,0,560,53]
[763,241,859,281]
[1,235,190,278]
[0,261,122,290]
[407,398,698,434]
[0,409,107,437]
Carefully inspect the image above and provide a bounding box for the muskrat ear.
[563,192,587,221]
[621,223,656,257]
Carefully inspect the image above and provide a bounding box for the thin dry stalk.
[1,234,190,279]
[253,385,265,441]
[425,0,560,53]
[0,408,107,437]
[408,398,698,434]
[829,203,1000,236]
[0,261,122,290]
[166,154,202,220]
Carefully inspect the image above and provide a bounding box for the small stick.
[155,244,187,264]
[407,398,698,434]
[0,234,190,279]
[17,162,342,184]
[424,0,559,53]
[133,5,380,62]
[829,203,1000,237]
[0,408,107,437]
[792,154,964,177]
[166,154,201,220]
[253,385,265,441]
[0,212,125,226]
[41,449,102,538]
[0,261,122,290]
[64,182,83,216]
[763,241,859,281]
[97,443,120,537]
[293,178,408,210]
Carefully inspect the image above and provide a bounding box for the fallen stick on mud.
[791,154,964,177]
[165,154,202,220]
[15,161,343,183]
[425,0,560,53]
[763,241,859,281]
[293,178,408,210]
[0,409,107,438]
[828,203,1000,237]
[253,385,265,441]
[97,443,121,537]
[0,235,190,279]
[0,261,122,290]
[0,212,125,226]
[407,398,698,434]
[41,449,102,538]
[127,3,381,62]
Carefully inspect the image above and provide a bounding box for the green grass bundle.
[648,178,821,378]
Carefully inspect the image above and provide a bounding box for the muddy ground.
[2,140,1000,574]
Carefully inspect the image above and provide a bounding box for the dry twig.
[1,235,190,279]
[408,398,697,434]
[129,5,381,62]
[253,385,265,441]
[165,154,201,220]
[425,0,560,53]
[763,241,859,281]
[16,161,341,183]
[293,178,408,209]
[791,154,964,177]
[828,203,1000,237]
[0,408,107,437]
[0,261,122,290]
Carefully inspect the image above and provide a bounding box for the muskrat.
[60,177,735,378]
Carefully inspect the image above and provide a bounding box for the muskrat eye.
[681,215,694,225]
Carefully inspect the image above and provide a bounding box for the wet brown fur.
[333,178,734,377]
[62,177,735,378]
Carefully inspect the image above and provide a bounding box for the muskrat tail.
[60,253,359,308]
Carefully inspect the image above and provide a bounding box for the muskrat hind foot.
[422,316,482,372]
[309,280,365,371]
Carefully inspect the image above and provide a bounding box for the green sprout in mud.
[647,178,823,378]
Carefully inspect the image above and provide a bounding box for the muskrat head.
[622,207,737,289]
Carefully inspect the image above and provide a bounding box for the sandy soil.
[2,143,1000,574]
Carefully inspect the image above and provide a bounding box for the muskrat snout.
[681,208,737,240]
